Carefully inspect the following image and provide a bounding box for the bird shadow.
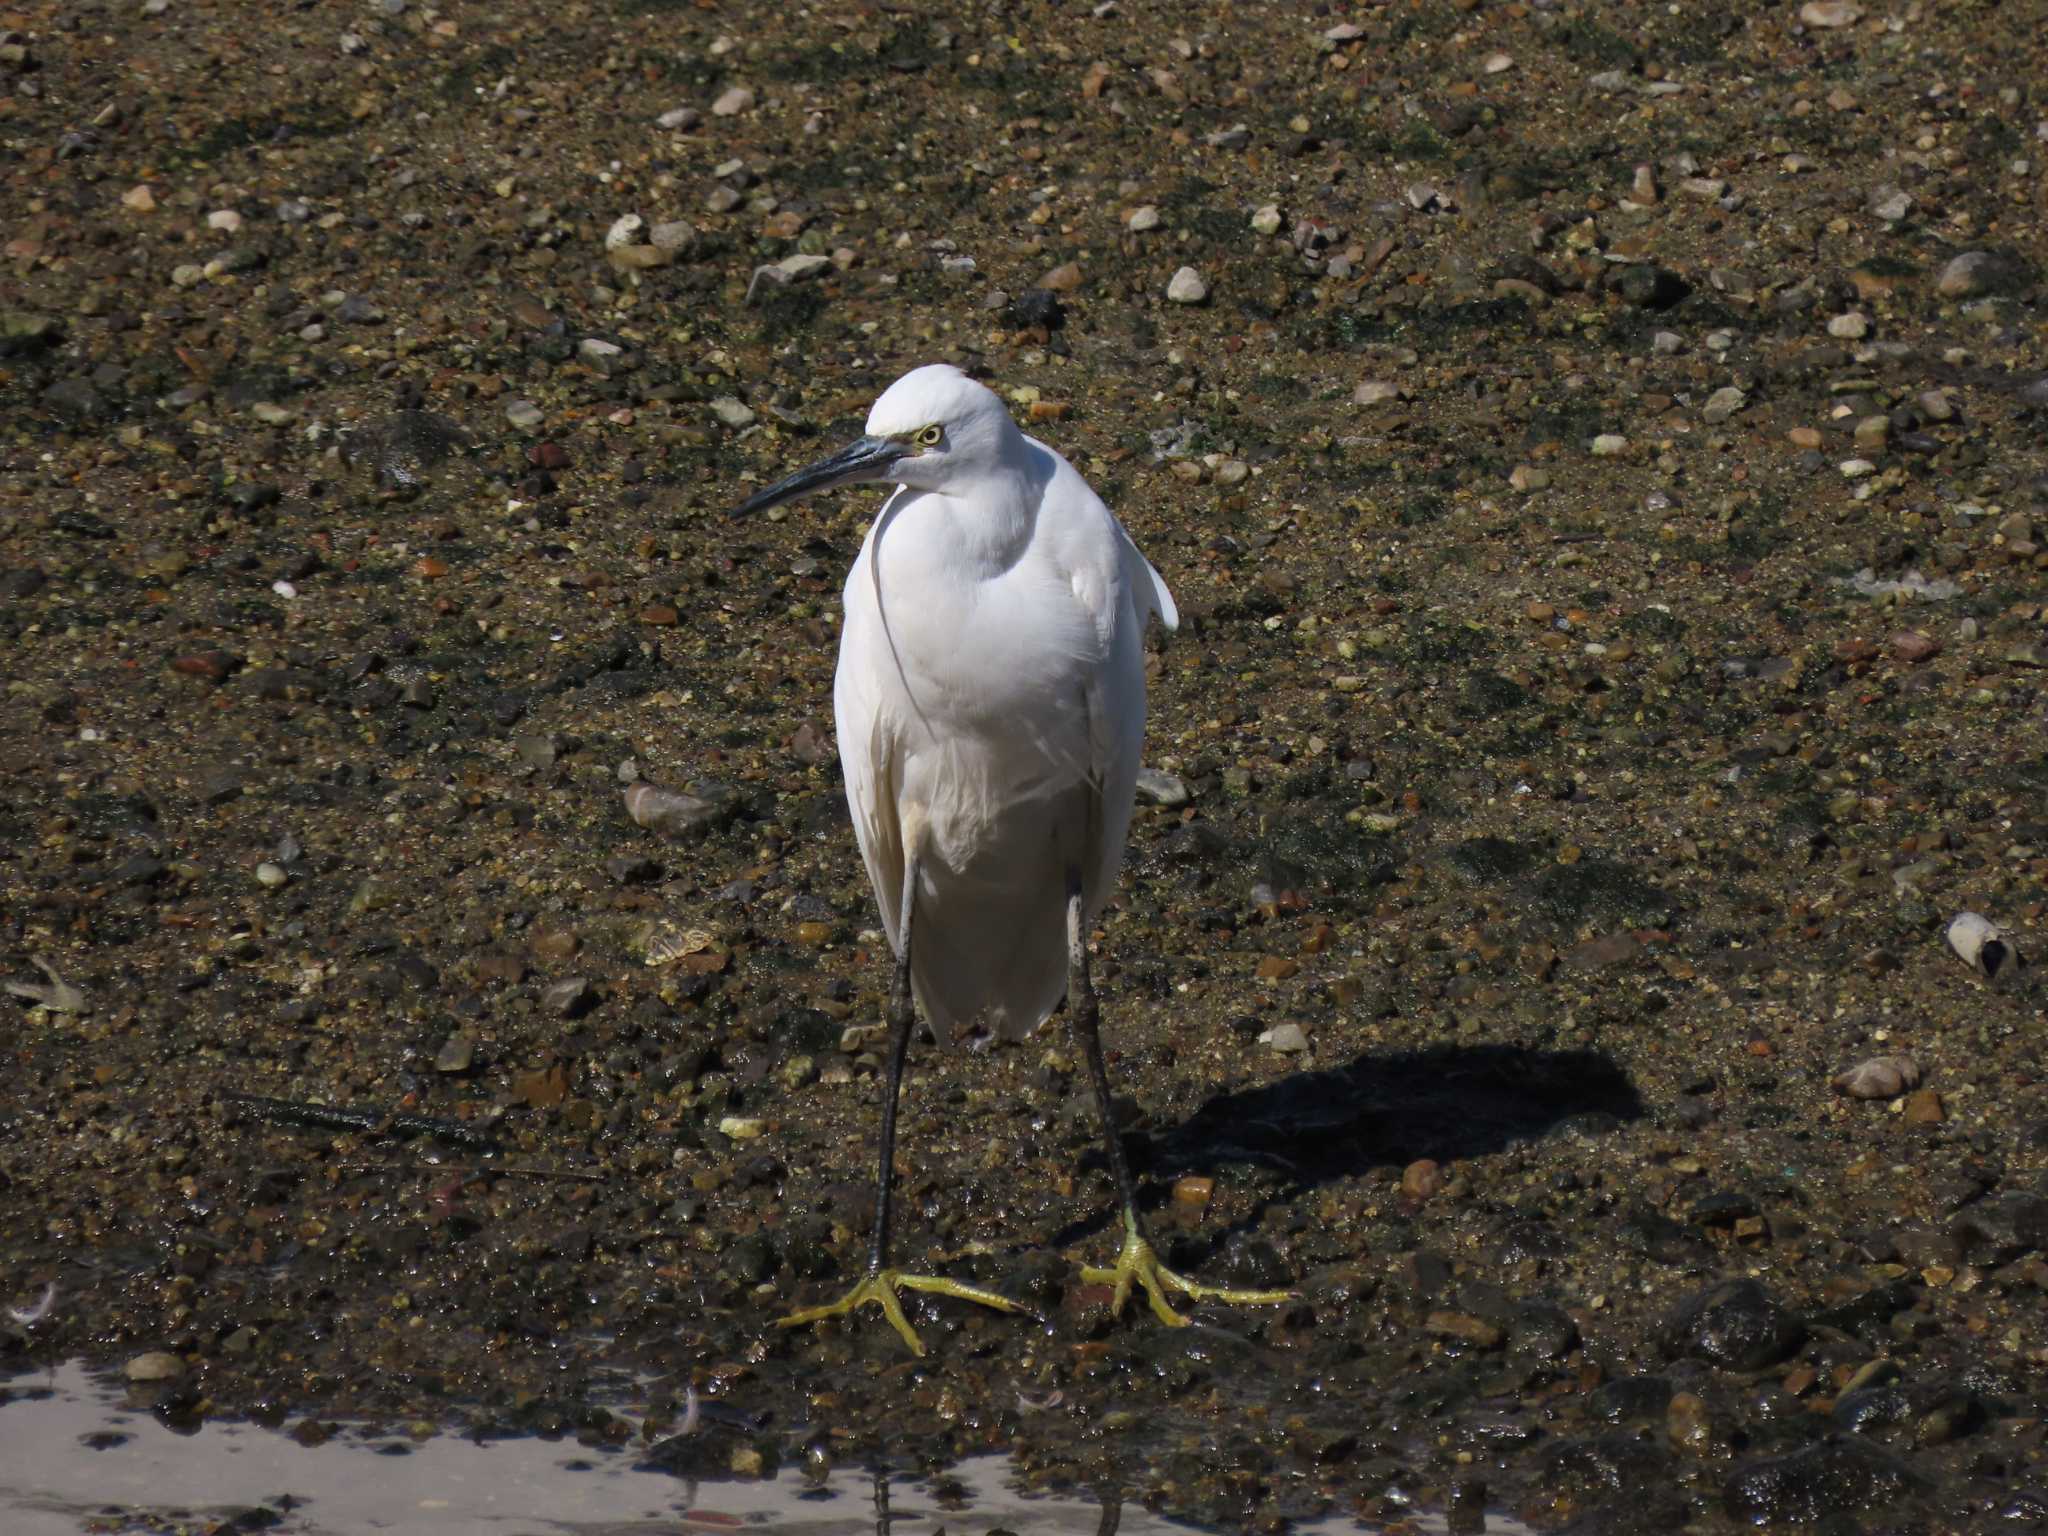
[1053,1043,1644,1250]
[1160,1042,1643,1181]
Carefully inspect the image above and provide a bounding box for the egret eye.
[915,424,944,448]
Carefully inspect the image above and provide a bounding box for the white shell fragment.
[6,1281,57,1327]
[745,252,833,304]
[1945,912,2020,979]
[644,924,716,967]
[3,957,88,1014]
[1831,1055,1922,1100]
[623,782,723,838]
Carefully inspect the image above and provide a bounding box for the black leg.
[1067,879,1144,1227]
[775,848,1029,1352]
[1070,873,1296,1324]
[867,852,920,1276]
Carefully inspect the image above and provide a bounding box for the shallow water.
[0,1361,1529,1535]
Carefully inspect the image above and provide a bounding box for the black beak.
[732,435,908,516]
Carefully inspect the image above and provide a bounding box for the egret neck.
[875,437,1049,583]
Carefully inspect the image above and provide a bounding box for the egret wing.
[834,537,908,959]
[1117,517,1178,633]
[1073,510,1178,920]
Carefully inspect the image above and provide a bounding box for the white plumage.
[738,364,1284,1354]
[830,364,1176,1038]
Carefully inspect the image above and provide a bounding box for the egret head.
[732,364,1021,515]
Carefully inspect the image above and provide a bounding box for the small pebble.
[1426,1311,1504,1348]
[1165,266,1208,304]
[125,1351,183,1382]
[1135,767,1190,806]
[541,977,592,1018]
[1902,1088,1945,1125]
[1401,1158,1443,1200]
[1263,1022,1309,1053]
[1937,249,2027,299]
[1668,1392,1714,1454]
[624,781,727,838]
[1702,387,1746,423]
[1832,1055,1921,1099]
[1799,0,1862,26]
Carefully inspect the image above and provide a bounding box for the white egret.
[734,364,1291,1354]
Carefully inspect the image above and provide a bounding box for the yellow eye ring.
[916,424,943,447]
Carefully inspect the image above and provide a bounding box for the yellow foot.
[1080,1212,1295,1328]
[776,1268,1025,1357]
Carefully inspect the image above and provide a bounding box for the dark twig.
[222,1091,500,1151]
[332,1160,602,1183]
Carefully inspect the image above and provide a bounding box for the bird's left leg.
[777,840,1023,1355]
[1068,876,1294,1326]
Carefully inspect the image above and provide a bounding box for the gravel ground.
[4,0,2048,1530]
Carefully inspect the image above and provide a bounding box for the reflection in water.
[0,1361,1508,1535]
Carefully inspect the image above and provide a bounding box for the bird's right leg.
[776,837,1022,1356]
[1067,876,1294,1327]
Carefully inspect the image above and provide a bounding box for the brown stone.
[1667,1391,1713,1453]
[1425,1311,1503,1348]
[474,949,528,983]
[529,926,579,963]
[514,1063,570,1109]
[1401,1158,1443,1200]
[170,651,237,681]
[1890,630,1939,664]
[1902,1088,1945,1124]
[1568,931,1642,970]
